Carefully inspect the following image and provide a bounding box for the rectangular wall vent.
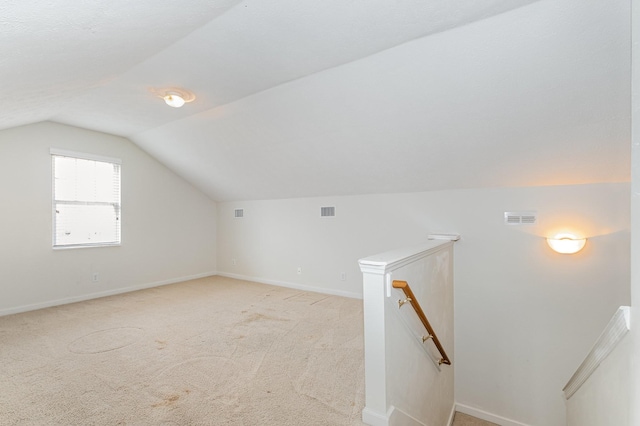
[504,211,537,225]
[320,206,336,217]
[234,208,244,218]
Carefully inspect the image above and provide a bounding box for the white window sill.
[53,243,121,250]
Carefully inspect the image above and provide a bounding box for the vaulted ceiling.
[2,0,630,201]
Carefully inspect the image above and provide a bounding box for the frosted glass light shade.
[546,234,587,254]
[163,93,185,108]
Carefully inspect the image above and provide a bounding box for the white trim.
[51,150,122,248]
[216,272,362,299]
[359,240,454,275]
[388,406,427,426]
[0,272,217,317]
[362,407,390,426]
[446,404,456,426]
[562,306,631,399]
[366,404,454,426]
[50,148,122,165]
[455,403,531,426]
[427,233,461,241]
[52,242,121,250]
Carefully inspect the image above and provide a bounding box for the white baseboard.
[362,404,455,426]
[362,407,390,426]
[0,271,218,317]
[388,406,426,426]
[447,404,457,426]
[217,271,363,299]
[455,404,531,426]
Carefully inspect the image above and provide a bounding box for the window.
[51,149,121,248]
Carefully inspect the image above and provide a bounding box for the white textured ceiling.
[2,0,630,201]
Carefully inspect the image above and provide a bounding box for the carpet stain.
[68,327,144,354]
[151,388,192,408]
[152,394,180,407]
[310,296,331,305]
[240,313,290,324]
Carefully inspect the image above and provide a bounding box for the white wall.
[631,1,640,423]
[386,244,455,426]
[0,122,217,314]
[217,182,630,425]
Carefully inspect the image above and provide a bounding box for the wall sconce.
[546,233,587,254]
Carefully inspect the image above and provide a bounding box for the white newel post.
[359,239,456,426]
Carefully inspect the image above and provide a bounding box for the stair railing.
[392,280,451,366]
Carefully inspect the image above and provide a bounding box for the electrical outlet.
[92,272,99,283]
[340,272,346,281]
[297,267,302,275]
[232,258,237,266]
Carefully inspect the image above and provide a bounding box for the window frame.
[50,148,122,249]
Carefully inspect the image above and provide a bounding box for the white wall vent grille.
[234,209,244,218]
[504,211,537,225]
[321,206,336,217]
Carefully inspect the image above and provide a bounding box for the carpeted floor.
[452,413,498,426]
[0,276,366,425]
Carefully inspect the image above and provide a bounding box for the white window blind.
[51,150,121,248]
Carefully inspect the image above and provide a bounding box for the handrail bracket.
[398,297,412,308]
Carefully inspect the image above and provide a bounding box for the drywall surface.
[217,182,630,425]
[133,0,630,202]
[630,2,640,424]
[0,122,217,314]
[566,334,630,426]
[385,244,454,425]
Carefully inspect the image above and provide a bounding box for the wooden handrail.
[392,280,451,366]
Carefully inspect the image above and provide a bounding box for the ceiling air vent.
[504,211,537,225]
[234,208,244,218]
[321,206,336,217]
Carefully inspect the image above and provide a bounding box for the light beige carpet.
[451,412,498,426]
[0,276,366,425]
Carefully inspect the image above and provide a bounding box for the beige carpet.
[451,413,498,426]
[0,276,366,425]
